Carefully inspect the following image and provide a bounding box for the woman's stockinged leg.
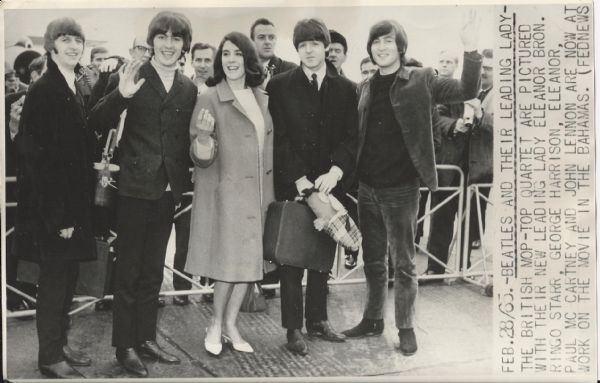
[223,282,250,343]
[207,281,233,343]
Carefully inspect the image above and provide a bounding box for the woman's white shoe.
[222,334,254,353]
[204,328,223,357]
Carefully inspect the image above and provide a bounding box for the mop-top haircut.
[147,11,193,54]
[367,20,408,66]
[43,17,85,53]
[292,18,331,50]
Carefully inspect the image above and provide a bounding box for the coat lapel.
[216,80,248,120]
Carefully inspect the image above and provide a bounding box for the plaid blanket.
[314,210,362,252]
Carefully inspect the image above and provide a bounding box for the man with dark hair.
[190,42,215,93]
[89,11,197,377]
[250,17,297,85]
[87,46,109,87]
[359,56,377,81]
[327,29,348,76]
[90,46,109,69]
[342,14,482,356]
[267,17,357,356]
[17,17,96,379]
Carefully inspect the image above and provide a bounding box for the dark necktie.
[478,88,489,101]
[310,73,318,93]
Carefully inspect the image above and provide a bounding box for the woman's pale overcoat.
[185,80,274,282]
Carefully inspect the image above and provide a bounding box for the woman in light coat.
[185,32,274,356]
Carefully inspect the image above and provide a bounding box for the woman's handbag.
[239,283,267,313]
[93,128,120,207]
[263,200,336,272]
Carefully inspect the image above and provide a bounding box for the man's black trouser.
[280,265,329,329]
[37,259,79,365]
[112,192,174,347]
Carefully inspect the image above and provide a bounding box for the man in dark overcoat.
[16,17,97,379]
[267,18,358,356]
[88,11,197,377]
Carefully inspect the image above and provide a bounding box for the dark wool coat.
[356,51,482,192]
[88,62,197,204]
[267,62,358,201]
[15,55,97,262]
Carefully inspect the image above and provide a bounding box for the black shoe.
[306,320,346,342]
[94,300,112,311]
[137,340,181,364]
[62,345,91,366]
[157,297,166,308]
[39,360,84,379]
[262,289,276,299]
[116,347,148,377]
[342,318,384,338]
[201,293,214,303]
[398,328,418,356]
[173,295,189,306]
[285,329,308,356]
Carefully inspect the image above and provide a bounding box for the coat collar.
[215,79,269,122]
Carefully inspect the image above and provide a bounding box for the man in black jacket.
[89,11,197,377]
[267,18,358,356]
[251,18,297,85]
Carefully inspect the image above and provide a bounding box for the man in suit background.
[251,18,297,85]
[190,42,215,94]
[326,29,349,77]
[89,11,197,377]
[267,18,358,356]
[251,17,298,298]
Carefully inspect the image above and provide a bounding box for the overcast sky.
[4,4,495,82]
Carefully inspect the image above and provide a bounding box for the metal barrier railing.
[461,183,493,296]
[328,164,466,284]
[4,166,491,319]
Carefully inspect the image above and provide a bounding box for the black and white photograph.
[1,0,596,381]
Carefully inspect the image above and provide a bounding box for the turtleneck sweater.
[150,56,177,93]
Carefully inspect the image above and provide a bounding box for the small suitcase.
[263,201,336,272]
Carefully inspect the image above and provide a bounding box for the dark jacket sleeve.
[87,73,128,137]
[267,78,310,185]
[430,51,482,105]
[330,81,358,178]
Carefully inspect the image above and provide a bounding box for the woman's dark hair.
[147,11,192,54]
[206,32,265,88]
[366,20,408,66]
